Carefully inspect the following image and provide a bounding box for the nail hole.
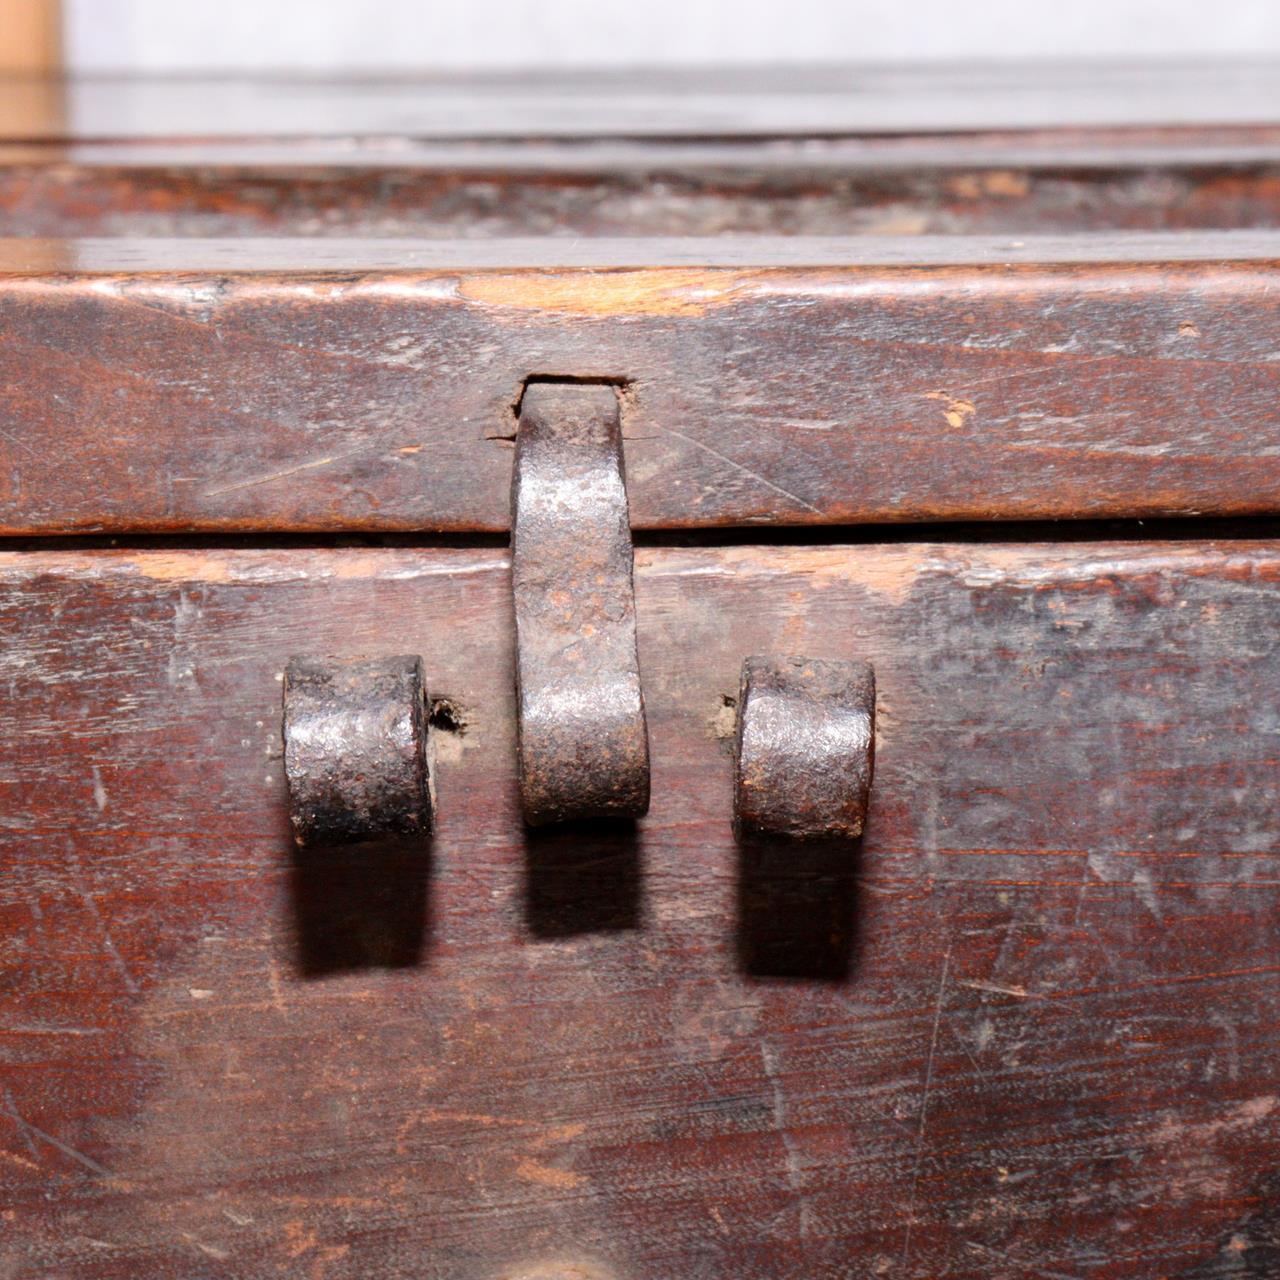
[428,698,467,735]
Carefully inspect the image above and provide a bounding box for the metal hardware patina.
[734,655,876,841]
[282,654,434,848]
[511,381,651,826]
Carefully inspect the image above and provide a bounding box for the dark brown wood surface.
[0,234,1278,535]
[4,137,1280,239]
[1,541,1277,1278]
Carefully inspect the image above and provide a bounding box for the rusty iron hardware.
[734,655,875,841]
[511,381,650,826]
[283,654,434,848]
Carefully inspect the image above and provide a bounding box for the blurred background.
[4,0,1280,73]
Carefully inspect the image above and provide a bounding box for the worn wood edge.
[0,244,1275,536]
[6,127,1280,169]
[0,232,1278,275]
[0,539,1272,589]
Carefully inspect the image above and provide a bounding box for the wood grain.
[0,234,1278,535]
[0,542,1276,1278]
[3,142,1280,239]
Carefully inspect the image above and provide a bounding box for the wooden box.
[0,67,1277,1280]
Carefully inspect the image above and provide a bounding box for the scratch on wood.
[76,883,139,995]
[266,956,288,1018]
[203,447,370,498]
[762,1040,814,1239]
[901,944,952,1268]
[2,1087,110,1177]
[91,765,108,812]
[180,1231,230,1261]
[3,1023,105,1036]
[957,979,1043,999]
[0,423,39,459]
[657,424,823,515]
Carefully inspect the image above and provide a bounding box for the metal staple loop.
[283,654,434,848]
[734,655,875,841]
[511,381,651,826]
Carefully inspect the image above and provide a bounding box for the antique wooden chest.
[0,67,1278,1280]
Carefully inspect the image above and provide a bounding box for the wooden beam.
[0,234,1278,533]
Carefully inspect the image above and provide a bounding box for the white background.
[63,0,1280,72]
